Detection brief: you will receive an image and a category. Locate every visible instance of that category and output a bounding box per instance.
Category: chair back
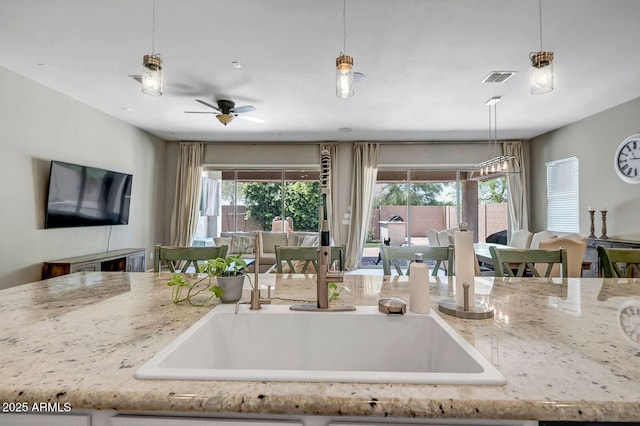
[597,246,640,278]
[538,237,586,277]
[274,245,345,273]
[509,230,533,249]
[530,231,556,249]
[153,244,228,273]
[380,245,453,276]
[489,246,568,278]
[437,230,453,247]
[426,229,440,247]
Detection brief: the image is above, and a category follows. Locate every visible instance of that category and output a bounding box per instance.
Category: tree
[374,183,448,207]
[242,182,321,231]
[479,177,507,203]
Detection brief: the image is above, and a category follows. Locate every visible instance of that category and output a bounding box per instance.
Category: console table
[584,237,640,277]
[42,248,146,279]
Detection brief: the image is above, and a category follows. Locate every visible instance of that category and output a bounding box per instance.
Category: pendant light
[336,0,354,99]
[475,97,515,176]
[530,0,554,95]
[142,0,163,96]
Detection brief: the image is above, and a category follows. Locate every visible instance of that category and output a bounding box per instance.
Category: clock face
[618,300,640,347]
[615,134,640,184]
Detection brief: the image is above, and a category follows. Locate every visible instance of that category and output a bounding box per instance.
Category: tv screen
[45,161,132,229]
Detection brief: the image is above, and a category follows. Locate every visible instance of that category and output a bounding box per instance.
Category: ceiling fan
[185,99,264,126]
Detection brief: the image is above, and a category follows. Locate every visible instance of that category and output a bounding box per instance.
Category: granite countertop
[1,271,640,421]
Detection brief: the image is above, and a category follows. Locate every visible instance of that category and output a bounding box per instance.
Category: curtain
[320,143,340,245]
[345,143,379,270]
[504,141,529,235]
[170,142,205,246]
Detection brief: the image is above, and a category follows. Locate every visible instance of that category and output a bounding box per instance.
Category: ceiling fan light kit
[185,99,262,127]
[216,114,234,126]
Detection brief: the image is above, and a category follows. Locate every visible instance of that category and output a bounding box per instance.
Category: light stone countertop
[1,272,640,421]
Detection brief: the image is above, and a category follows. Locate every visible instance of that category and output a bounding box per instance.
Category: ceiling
[2,0,640,143]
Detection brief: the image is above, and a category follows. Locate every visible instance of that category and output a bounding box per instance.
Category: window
[197,168,321,239]
[546,156,579,233]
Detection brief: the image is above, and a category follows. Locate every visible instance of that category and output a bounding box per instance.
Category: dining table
[473,242,591,274]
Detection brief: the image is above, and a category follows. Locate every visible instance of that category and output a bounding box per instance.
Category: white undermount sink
[135,304,506,385]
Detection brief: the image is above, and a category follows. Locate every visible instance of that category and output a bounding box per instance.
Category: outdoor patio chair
[153,244,228,273]
[380,245,453,276]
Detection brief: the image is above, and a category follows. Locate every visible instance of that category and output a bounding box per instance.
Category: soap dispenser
[409,253,430,314]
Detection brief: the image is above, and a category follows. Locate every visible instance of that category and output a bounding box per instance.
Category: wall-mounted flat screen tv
[45,161,133,229]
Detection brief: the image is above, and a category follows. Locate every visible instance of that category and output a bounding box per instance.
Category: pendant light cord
[342,0,347,54]
[538,0,543,51]
[151,0,156,54]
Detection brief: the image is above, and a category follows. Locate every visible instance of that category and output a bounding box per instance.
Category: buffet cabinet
[584,237,640,277]
[42,248,146,279]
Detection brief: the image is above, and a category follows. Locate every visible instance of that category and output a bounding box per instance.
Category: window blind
[546,156,579,233]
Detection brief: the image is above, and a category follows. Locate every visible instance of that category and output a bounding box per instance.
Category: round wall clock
[618,300,640,347]
[615,134,640,184]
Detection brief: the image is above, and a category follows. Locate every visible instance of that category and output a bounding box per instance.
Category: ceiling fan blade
[235,114,265,123]
[195,99,221,112]
[232,105,256,114]
[184,111,216,114]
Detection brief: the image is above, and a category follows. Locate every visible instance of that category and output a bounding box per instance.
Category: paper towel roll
[454,229,475,307]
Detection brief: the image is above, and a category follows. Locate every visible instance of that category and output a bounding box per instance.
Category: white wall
[529,96,640,239]
[0,66,165,288]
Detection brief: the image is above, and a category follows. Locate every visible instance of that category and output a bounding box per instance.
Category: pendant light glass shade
[336,54,354,99]
[530,51,553,95]
[142,54,163,96]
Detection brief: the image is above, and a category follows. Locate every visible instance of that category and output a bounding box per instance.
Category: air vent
[481,71,516,83]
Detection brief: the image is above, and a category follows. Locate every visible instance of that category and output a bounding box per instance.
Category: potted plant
[167,254,250,305]
[200,254,249,303]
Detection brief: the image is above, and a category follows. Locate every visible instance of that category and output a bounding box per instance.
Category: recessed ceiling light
[338,127,352,132]
[232,61,241,69]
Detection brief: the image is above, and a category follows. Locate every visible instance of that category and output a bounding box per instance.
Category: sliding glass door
[364,168,508,264]
[197,168,320,240]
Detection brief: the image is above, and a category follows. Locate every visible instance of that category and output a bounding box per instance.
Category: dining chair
[153,244,228,273]
[380,245,453,276]
[597,246,640,278]
[437,230,454,247]
[538,237,587,277]
[509,230,533,249]
[274,245,345,273]
[489,246,568,278]
[426,228,440,247]
[530,230,556,249]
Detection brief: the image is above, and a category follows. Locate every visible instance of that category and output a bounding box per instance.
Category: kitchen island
[1,272,639,423]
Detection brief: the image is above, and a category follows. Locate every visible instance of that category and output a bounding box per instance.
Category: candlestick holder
[588,209,596,238]
[600,210,608,239]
